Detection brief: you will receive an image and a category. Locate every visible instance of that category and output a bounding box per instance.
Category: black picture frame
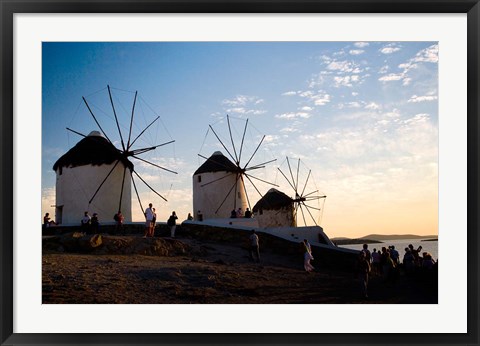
[1,1,478,345]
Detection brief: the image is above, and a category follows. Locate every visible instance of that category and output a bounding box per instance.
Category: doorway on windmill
[55,205,63,225]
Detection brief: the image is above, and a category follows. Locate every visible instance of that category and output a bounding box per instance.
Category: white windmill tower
[53,131,133,224]
[193,115,278,221]
[53,86,176,225]
[192,151,248,220]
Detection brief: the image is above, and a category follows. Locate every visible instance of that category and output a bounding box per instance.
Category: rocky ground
[42,234,438,304]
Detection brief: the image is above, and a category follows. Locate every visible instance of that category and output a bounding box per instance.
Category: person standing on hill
[248,230,260,262]
[302,239,315,272]
[91,213,99,234]
[144,203,154,238]
[81,211,91,233]
[152,208,157,237]
[236,208,243,218]
[114,211,124,235]
[357,250,371,299]
[168,211,178,238]
[362,244,372,263]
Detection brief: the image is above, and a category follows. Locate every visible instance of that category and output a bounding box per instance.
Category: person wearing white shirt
[144,203,154,238]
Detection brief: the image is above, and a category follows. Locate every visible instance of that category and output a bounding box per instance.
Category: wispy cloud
[354,42,370,48]
[408,94,438,103]
[349,49,364,55]
[380,43,401,54]
[378,44,438,86]
[222,95,267,116]
[275,112,312,119]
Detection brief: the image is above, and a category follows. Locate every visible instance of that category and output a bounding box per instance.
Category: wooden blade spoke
[245,173,279,187]
[302,203,322,211]
[238,118,249,164]
[296,158,300,192]
[200,172,235,187]
[130,140,175,156]
[82,96,113,144]
[131,172,144,215]
[209,124,237,164]
[304,195,327,201]
[227,115,239,164]
[303,190,320,198]
[244,174,264,199]
[286,157,297,194]
[298,203,307,227]
[126,91,138,150]
[245,158,277,171]
[88,159,121,204]
[233,173,239,210]
[118,165,127,212]
[294,203,300,227]
[240,175,252,212]
[214,175,240,214]
[302,201,318,226]
[131,155,178,175]
[243,134,265,169]
[132,170,168,202]
[66,127,87,138]
[107,85,126,151]
[300,170,312,197]
[277,167,296,192]
[129,116,160,148]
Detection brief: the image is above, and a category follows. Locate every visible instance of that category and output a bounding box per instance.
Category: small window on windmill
[238,192,241,198]
[198,175,202,183]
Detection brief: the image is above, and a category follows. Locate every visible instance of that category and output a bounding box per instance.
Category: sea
[338,238,438,261]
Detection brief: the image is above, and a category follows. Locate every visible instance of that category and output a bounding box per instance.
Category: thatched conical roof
[194,151,238,175]
[253,188,294,212]
[53,131,133,172]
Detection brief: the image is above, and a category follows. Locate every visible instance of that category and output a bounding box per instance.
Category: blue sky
[42,41,438,238]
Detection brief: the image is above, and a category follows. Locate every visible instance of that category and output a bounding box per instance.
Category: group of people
[230,207,253,218]
[357,243,438,299]
[80,211,101,234]
[143,203,178,238]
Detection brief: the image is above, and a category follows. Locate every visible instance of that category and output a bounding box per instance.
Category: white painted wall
[255,207,294,228]
[193,171,247,220]
[55,163,132,225]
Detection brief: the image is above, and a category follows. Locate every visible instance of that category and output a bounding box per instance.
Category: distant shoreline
[333,238,382,245]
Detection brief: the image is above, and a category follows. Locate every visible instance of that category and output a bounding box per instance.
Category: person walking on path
[302,239,315,272]
[167,211,178,238]
[144,203,154,238]
[357,250,371,299]
[248,230,260,262]
[114,211,124,235]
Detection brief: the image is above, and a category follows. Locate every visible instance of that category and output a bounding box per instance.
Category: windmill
[276,157,326,227]
[53,85,176,224]
[192,115,278,220]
